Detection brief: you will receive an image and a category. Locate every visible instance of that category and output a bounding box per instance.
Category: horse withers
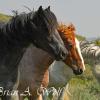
[0,6,67,100]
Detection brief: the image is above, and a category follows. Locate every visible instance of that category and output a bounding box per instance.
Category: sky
[0,0,100,38]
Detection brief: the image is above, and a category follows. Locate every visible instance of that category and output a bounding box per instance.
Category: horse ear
[38,6,43,13]
[48,6,50,10]
[45,6,50,12]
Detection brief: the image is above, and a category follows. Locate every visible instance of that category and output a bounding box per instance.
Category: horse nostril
[79,69,83,74]
[73,68,83,75]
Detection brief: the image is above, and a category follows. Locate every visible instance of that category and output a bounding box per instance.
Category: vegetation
[94,39,100,46]
[76,34,86,41]
[68,64,100,100]
[0,13,11,22]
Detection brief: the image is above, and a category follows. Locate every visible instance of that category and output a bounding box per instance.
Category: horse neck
[0,21,29,78]
[19,45,54,89]
[0,46,26,81]
[32,46,54,71]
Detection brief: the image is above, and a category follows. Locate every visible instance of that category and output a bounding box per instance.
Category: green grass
[94,39,100,46]
[24,98,28,100]
[76,34,86,41]
[68,64,100,100]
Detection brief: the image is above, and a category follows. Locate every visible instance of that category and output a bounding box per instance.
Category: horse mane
[0,6,58,36]
[0,8,37,47]
[0,6,58,46]
[58,23,76,45]
[0,12,33,34]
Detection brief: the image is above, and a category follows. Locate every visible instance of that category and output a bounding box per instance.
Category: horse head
[58,23,85,75]
[25,6,68,61]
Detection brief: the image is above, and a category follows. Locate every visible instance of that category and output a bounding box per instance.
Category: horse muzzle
[73,68,83,75]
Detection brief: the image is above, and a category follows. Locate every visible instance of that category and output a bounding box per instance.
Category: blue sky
[0,0,100,38]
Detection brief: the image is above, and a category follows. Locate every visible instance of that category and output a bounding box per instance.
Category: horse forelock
[58,24,76,46]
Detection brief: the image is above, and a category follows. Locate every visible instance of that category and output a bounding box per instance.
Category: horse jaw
[75,38,86,71]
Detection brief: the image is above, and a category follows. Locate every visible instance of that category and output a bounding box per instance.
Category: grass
[68,64,100,100]
[94,39,100,46]
[0,13,11,22]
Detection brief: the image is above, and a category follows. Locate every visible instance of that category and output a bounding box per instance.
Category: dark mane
[0,11,36,46]
[0,11,34,34]
[0,7,58,46]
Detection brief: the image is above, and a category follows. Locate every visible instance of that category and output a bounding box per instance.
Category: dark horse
[0,6,67,100]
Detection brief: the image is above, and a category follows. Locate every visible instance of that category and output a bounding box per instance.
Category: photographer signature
[0,87,31,96]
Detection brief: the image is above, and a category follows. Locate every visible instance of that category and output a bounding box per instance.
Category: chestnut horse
[48,40,100,100]
[17,24,85,100]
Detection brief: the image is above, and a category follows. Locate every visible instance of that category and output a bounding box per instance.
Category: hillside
[76,34,86,41]
[0,13,11,22]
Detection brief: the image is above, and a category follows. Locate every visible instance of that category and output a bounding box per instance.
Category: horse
[18,23,85,100]
[0,6,67,100]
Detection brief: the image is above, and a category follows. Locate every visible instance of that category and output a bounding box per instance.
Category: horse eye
[68,43,73,49]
